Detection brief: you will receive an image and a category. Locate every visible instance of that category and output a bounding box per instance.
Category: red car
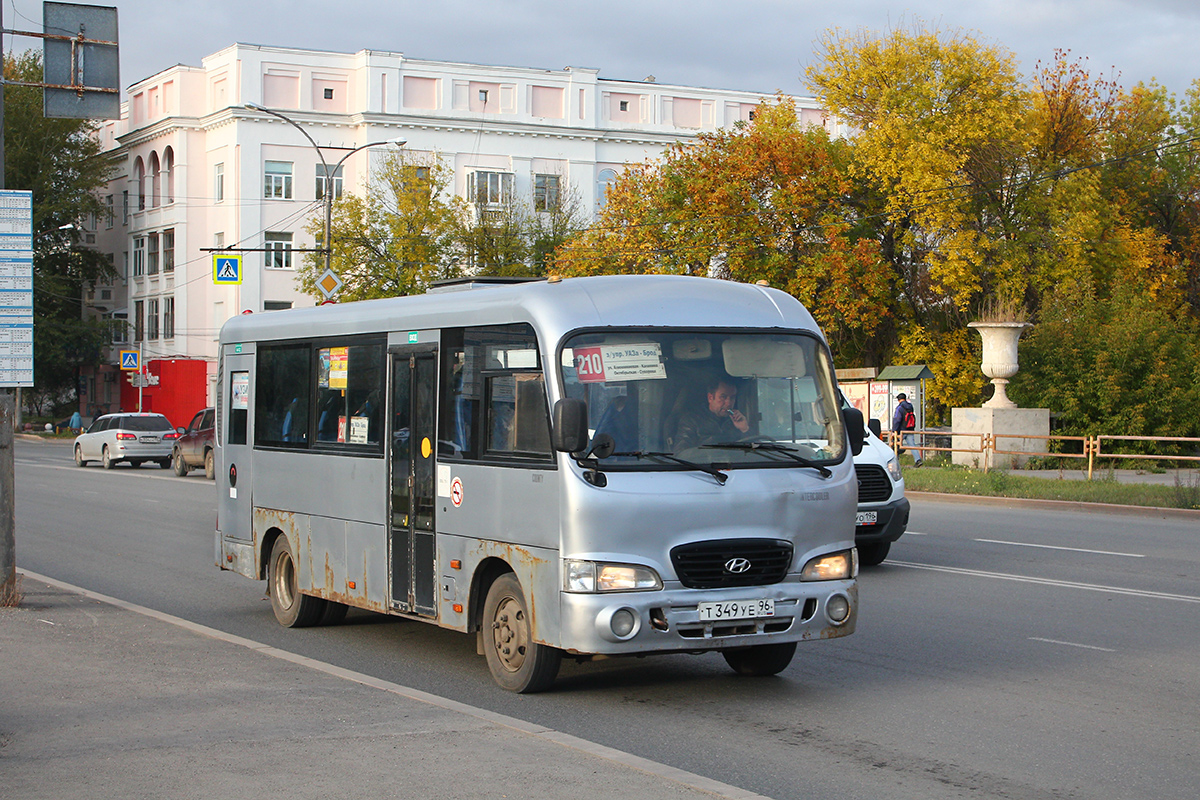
[172,407,215,479]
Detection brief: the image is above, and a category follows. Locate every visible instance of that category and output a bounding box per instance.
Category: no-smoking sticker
[450,476,464,507]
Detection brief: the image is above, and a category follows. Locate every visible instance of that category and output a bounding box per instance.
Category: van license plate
[855,511,877,526]
[697,599,774,621]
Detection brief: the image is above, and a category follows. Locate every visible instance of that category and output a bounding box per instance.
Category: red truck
[171,407,215,479]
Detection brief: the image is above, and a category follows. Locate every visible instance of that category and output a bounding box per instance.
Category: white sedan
[73,413,180,469]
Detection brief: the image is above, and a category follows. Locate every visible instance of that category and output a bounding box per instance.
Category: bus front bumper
[557,579,857,656]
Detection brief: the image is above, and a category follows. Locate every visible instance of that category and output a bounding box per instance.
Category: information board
[0,191,34,388]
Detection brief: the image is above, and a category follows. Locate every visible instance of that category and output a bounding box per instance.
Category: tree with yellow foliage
[555,98,890,363]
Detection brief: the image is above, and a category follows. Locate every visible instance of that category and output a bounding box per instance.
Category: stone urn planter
[967,321,1032,409]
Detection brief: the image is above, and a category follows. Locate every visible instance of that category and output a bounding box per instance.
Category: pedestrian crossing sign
[213,254,243,284]
[119,350,140,371]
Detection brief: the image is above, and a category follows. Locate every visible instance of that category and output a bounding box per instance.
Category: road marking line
[17,569,773,800]
[904,531,928,535]
[890,560,1200,604]
[974,538,1145,558]
[1029,637,1116,652]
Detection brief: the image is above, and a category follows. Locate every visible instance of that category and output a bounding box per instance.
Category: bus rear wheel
[722,642,797,676]
[482,573,561,693]
[268,535,326,627]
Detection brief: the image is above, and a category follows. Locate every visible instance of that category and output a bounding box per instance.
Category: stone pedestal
[952,407,1050,469]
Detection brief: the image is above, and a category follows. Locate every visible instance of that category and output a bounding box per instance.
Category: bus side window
[255,345,311,448]
[441,323,551,462]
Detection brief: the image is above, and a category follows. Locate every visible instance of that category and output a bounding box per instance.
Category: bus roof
[219,274,822,348]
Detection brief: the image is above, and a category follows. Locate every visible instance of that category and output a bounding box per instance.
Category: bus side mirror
[552,399,589,453]
[843,406,865,456]
[867,418,882,439]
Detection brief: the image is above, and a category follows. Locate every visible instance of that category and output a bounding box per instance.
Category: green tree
[4,51,115,411]
[299,150,463,301]
[1013,289,1200,440]
[555,99,888,364]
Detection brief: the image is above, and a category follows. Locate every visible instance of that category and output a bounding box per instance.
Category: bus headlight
[565,560,663,592]
[800,550,857,581]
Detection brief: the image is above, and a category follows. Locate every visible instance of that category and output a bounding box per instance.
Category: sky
[3,0,1197,104]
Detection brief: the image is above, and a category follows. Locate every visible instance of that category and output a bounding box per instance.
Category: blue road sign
[119,350,139,371]
[213,254,242,284]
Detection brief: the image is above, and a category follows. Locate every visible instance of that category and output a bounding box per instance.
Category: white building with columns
[85,43,825,418]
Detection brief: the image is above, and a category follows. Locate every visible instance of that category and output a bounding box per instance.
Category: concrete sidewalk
[0,573,764,800]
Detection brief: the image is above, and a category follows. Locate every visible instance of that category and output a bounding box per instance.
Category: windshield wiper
[701,441,832,478]
[610,450,729,486]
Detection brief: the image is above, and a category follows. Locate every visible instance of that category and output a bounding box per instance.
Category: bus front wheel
[722,642,797,676]
[268,535,326,627]
[482,573,561,693]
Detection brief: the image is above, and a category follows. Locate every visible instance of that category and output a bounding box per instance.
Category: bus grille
[855,464,892,503]
[670,538,793,589]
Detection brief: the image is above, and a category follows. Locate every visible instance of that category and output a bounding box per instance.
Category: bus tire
[858,542,890,567]
[320,601,349,626]
[722,642,797,676]
[482,573,561,693]
[268,535,326,628]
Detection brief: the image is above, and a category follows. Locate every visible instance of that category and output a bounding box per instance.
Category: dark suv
[172,407,215,479]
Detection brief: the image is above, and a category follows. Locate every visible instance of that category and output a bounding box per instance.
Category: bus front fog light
[611,608,636,637]
[595,605,641,642]
[826,594,851,625]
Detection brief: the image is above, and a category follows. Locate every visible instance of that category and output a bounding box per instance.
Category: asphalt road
[11,439,1200,800]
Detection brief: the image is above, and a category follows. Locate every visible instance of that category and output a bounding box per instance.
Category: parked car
[843,395,909,566]
[172,407,216,479]
[73,413,180,470]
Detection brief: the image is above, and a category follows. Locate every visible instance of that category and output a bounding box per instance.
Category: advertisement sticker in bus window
[573,343,666,383]
[349,416,369,444]
[231,372,249,409]
[332,348,350,388]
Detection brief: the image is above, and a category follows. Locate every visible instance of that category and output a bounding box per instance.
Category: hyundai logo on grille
[724,557,752,574]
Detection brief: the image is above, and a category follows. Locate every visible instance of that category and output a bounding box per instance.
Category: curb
[907,490,1200,520]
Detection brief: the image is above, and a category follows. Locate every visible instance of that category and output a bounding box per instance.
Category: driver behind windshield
[673,376,750,451]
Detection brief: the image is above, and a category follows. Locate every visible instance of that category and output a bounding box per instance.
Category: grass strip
[902,466,1200,510]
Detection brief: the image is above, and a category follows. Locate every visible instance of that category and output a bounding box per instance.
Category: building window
[596,169,618,211]
[214,232,224,249]
[133,236,146,277]
[162,229,175,273]
[265,232,293,269]
[122,190,129,224]
[109,311,126,345]
[264,301,293,311]
[214,163,224,203]
[316,164,344,201]
[105,195,114,229]
[323,87,334,100]
[468,171,513,205]
[163,297,174,339]
[147,232,159,276]
[134,300,145,341]
[147,298,159,340]
[619,100,628,112]
[533,174,560,212]
[264,161,293,199]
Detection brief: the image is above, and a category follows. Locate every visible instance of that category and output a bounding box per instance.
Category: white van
[844,397,909,565]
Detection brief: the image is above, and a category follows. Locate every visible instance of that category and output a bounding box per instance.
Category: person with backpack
[892,393,920,465]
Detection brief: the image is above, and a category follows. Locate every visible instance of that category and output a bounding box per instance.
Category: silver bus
[215,275,865,692]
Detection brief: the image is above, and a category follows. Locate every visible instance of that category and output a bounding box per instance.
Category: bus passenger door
[389,348,438,617]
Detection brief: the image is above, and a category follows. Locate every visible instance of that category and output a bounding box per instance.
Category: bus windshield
[561,330,846,468]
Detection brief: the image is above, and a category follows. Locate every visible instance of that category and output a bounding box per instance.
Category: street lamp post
[244,103,405,273]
